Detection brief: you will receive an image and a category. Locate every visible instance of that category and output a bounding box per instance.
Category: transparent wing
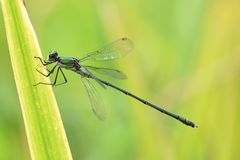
[83,65,127,80]
[81,66,107,89]
[79,37,133,62]
[81,78,106,120]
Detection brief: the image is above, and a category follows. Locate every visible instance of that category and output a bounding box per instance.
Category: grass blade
[1,0,73,159]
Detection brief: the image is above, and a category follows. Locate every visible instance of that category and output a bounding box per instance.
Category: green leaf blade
[1,0,73,159]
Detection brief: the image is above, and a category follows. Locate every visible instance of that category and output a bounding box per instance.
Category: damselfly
[34,37,197,128]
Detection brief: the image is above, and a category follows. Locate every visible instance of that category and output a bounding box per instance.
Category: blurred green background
[0,0,240,159]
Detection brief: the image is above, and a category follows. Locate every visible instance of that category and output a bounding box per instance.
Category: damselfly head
[48,51,59,62]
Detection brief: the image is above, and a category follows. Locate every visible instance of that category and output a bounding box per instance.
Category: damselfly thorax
[57,57,93,78]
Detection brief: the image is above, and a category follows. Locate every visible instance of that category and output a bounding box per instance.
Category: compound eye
[49,51,58,59]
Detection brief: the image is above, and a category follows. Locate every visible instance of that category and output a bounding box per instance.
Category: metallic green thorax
[58,57,91,78]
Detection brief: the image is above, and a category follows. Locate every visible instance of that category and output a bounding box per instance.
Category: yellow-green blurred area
[0,0,240,159]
